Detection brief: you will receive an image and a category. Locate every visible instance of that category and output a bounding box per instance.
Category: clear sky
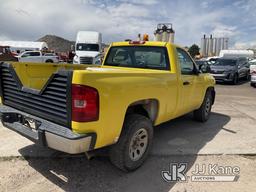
[0,0,255,49]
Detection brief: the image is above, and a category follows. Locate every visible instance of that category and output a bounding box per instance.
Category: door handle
[183,81,190,85]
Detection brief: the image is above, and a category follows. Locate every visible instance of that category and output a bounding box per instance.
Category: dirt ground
[0,81,256,192]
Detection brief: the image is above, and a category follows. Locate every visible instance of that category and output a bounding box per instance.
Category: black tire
[245,72,250,81]
[193,90,213,122]
[251,82,256,88]
[232,73,238,85]
[45,59,53,63]
[109,114,153,172]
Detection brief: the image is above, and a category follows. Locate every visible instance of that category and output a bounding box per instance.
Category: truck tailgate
[0,62,91,128]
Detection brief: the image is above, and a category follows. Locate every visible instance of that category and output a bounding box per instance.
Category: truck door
[176,48,204,114]
[19,52,32,62]
[31,51,42,62]
[20,51,40,62]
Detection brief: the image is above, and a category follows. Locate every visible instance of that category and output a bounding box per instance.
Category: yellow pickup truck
[0,41,215,171]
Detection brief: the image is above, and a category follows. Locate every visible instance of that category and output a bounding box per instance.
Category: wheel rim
[129,128,148,161]
[205,97,211,116]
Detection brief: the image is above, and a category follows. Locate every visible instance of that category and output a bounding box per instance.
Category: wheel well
[45,59,53,63]
[126,99,158,123]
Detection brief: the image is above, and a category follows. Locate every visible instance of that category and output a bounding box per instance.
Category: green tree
[188,44,200,58]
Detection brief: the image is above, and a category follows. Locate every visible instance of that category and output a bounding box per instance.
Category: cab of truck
[73,31,102,65]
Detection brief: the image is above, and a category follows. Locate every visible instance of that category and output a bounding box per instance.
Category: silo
[212,38,217,56]
[208,34,213,56]
[221,38,224,50]
[161,24,169,42]
[224,38,229,50]
[216,38,221,55]
[154,29,163,41]
[168,27,175,43]
[200,34,207,57]
[206,37,209,57]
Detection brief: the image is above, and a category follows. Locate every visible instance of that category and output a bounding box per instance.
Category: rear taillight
[72,84,99,122]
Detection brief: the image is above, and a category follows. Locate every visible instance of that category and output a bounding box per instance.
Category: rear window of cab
[104,46,170,70]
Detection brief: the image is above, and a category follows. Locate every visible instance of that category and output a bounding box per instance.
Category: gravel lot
[0,81,256,192]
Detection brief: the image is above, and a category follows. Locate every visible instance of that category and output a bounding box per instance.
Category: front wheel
[193,90,213,122]
[232,73,238,85]
[245,72,250,81]
[109,114,153,172]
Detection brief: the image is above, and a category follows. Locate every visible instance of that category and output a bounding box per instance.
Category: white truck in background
[17,51,59,63]
[73,31,102,65]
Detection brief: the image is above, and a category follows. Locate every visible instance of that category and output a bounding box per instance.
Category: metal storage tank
[154,23,175,43]
[208,35,213,56]
[200,34,207,57]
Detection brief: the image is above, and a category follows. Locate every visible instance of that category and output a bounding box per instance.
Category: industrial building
[200,35,229,57]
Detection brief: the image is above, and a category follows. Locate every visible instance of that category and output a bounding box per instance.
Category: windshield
[213,59,237,66]
[104,46,169,70]
[76,43,99,51]
[195,61,207,65]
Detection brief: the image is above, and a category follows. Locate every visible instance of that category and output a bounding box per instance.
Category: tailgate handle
[183,81,190,85]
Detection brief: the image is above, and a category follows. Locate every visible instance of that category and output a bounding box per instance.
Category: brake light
[72,84,99,122]
[129,41,145,45]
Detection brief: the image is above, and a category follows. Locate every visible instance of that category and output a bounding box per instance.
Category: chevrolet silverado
[0,41,215,171]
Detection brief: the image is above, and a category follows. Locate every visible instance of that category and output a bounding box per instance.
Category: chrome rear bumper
[0,105,96,154]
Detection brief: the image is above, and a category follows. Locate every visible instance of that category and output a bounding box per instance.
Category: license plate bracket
[1,112,41,130]
[22,117,40,130]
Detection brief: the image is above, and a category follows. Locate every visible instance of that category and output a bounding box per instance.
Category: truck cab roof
[111,41,168,47]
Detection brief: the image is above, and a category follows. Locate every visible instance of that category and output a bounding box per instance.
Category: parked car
[249,60,256,87]
[0,41,215,171]
[17,51,59,63]
[195,60,210,73]
[209,57,250,84]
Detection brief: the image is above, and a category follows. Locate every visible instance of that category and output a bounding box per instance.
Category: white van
[219,50,254,59]
[73,31,102,64]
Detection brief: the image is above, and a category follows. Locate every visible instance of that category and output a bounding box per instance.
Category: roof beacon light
[129,41,145,45]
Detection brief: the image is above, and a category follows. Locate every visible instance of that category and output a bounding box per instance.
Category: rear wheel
[193,90,213,122]
[45,59,53,63]
[109,114,153,172]
[251,82,256,88]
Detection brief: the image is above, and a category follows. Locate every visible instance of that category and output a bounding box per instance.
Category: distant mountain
[37,35,75,52]
[37,34,109,53]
